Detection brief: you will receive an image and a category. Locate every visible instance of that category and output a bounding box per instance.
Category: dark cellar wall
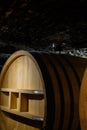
[0,0,87,70]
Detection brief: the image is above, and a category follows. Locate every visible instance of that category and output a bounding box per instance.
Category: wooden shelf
[0,106,44,121]
[0,88,44,95]
[0,88,44,123]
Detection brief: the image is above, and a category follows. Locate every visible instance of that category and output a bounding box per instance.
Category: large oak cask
[0,50,87,130]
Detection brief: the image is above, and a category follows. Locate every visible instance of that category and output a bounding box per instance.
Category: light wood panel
[0,50,45,130]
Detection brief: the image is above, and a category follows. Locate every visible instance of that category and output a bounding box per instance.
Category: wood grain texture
[0,50,45,130]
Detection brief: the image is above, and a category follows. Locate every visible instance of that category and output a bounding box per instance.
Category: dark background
[0,0,87,70]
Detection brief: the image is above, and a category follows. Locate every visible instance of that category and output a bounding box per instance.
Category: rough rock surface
[0,1,87,70]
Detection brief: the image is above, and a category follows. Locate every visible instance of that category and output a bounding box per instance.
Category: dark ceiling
[0,0,87,52]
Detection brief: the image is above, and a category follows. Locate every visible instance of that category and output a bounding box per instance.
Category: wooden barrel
[0,50,87,130]
[79,68,87,130]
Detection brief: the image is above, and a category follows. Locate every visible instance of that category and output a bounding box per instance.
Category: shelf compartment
[20,92,44,116]
[29,99,44,117]
[0,91,10,108]
[10,92,19,111]
[20,93,28,112]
